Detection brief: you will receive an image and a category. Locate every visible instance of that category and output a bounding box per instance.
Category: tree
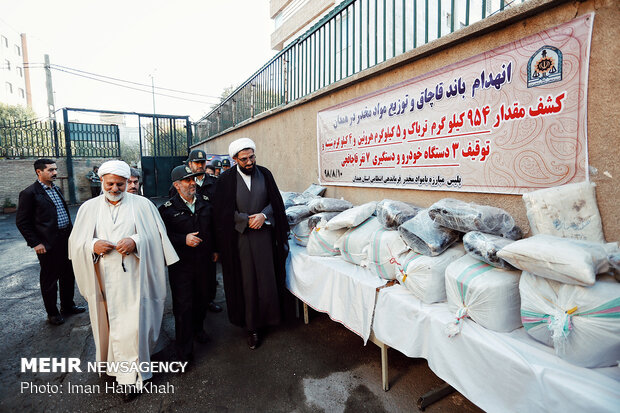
[0,102,37,124]
[210,84,237,110]
[120,140,140,166]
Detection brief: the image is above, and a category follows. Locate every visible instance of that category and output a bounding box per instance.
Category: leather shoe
[47,314,65,325]
[194,330,210,344]
[61,305,86,315]
[247,332,260,350]
[208,302,223,313]
[122,384,140,403]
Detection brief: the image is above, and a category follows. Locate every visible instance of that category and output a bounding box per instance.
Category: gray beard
[104,190,125,202]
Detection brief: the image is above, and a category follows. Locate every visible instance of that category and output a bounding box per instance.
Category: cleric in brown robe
[213,138,291,349]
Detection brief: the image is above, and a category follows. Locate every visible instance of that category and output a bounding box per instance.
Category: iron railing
[194,0,529,144]
[0,118,121,158]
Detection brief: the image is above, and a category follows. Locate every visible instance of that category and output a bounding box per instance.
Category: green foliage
[120,140,140,166]
[3,197,16,208]
[0,103,37,124]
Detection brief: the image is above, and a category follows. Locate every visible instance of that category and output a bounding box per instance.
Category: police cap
[221,158,231,167]
[188,149,207,162]
[171,165,203,182]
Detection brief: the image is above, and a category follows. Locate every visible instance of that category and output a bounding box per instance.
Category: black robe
[214,164,291,328]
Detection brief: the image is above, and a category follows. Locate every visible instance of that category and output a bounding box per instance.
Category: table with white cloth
[372,283,620,413]
[286,243,391,390]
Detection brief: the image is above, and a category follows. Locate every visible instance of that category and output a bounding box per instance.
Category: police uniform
[159,166,216,362]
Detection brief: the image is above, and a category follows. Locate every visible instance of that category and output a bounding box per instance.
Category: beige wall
[1,157,108,207]
[197,0,620,242]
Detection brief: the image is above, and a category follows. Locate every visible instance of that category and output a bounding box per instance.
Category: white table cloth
[286,243,385,343]
[373,284,620,413]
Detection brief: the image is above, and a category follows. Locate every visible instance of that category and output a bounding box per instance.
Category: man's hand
[94,240,116,256]
[212,252,219,262]
[186,232,203,247]
[116,238,136,255]
[248,213,265,230]
[33,243,47,254]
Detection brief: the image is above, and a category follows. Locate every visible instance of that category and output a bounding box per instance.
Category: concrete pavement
[0,205,482,412]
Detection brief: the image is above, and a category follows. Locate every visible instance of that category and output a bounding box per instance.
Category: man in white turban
[214,138,293,349]
[69,160,179,399]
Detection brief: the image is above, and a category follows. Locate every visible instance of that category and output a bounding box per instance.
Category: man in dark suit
[16,158,86,325]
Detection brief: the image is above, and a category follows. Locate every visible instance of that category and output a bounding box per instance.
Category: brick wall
[0,157,109,209]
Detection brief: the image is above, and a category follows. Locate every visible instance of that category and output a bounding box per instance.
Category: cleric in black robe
[214,138,291,349]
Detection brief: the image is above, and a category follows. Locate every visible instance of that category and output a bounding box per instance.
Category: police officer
[221,158,231,172]
[159,165,218,363]
[212,159,222,177]
[169,149,218,201]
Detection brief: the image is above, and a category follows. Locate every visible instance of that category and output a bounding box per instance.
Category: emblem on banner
[527,46,563,88]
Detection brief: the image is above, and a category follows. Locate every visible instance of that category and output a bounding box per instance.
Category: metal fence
[194,0,529,144]
[0,118,121,159]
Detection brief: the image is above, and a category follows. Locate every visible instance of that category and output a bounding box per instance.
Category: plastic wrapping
[286,205,313,226]
[375,199,423,229]
[396,244,465,304]
[303,183,327,197]
[325,201,377,230]
[463,231,515,269]
[398,210,459,256]
[335,217,383,266]
[520,271,620,368]
[307,197,353,214]
[523,182,605,242]
[308,212,340,230]
[428,198,521,239]
[445,254,522,337]
[364,228,410,280]
[282,192,318,209]
[291,217,312,247]
[306,224,348,257]
[497,234,619,286]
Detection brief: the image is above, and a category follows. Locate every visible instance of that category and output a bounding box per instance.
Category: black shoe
[47,314,65,325]
[122,384,140,403]
[194,330,210,344]
[247,332,260,350]
[208,302,223,313]
[61,305,86,315]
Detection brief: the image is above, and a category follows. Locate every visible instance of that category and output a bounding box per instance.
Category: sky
[0,0,277,121]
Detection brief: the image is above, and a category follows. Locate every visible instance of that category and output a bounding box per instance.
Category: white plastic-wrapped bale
[396,244,466,304]
[303,183,327,197]
[463,231,515,270]
[398,210,460,256]
[306,224,348,257]
[335,217,383,266]
[281,191,318,209]
[364,228,410,280]
[375,199,423,229]
[497,234,619,286]
[292,217,312,247]
[520,271,620,368]
[428,198,522,239]
[325,201,377,230]
[286,205,313,226]
[523,182,605,242]
[445,254,522,336]
[307,197,353,214]
[308,212,340,230]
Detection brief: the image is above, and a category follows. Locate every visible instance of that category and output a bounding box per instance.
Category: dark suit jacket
[16,181,72,251]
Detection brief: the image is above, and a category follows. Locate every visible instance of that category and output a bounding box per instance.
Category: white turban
[229,138,256,159]
[97,160,131,179]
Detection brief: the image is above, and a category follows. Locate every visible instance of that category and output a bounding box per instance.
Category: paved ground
[0,204,482,413]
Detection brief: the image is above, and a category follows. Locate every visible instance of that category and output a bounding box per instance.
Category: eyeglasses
[237,154,256,164]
